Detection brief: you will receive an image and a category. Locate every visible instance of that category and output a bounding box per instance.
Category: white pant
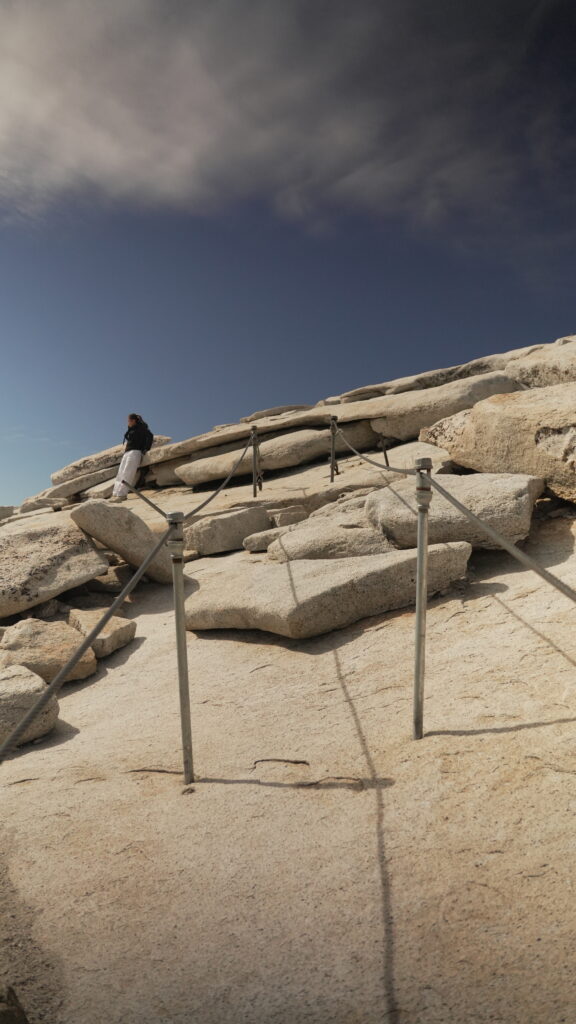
[112,450,142,497]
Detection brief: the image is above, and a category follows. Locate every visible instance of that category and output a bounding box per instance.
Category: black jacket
[124,422,150,452]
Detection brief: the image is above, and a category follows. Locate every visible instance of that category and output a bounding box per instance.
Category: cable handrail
[0,524,176,763]
[334,426,417,476]
[0,434,256,771]
[3,419,576,768]
[429,475,576,605]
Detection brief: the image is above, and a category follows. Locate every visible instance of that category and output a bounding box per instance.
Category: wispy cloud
[0,0,573,229]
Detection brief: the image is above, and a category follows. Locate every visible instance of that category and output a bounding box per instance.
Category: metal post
[166,512,194,784]
[379,440,390,467]
[329,416,339,482]
[251,426,262,498]
[413,457,432,740]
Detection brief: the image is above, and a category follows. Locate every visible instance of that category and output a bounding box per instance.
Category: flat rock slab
[67,608,137,658]
[267,512,395,562]
[240,403,313,421]
[51,436,172,486]
[70,501,173,584]
[0,619,97,683]
[20,466,118,513]
[175,421,377,487]
[421,382,576,502]
[365,473,545,548]
[0,664,59,747]
[332,343,543,402]
[185,507,272,555]
[369,371,522,442]
[0,515,109,619]
[185,543,471,638]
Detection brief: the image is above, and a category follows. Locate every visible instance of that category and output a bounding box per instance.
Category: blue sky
[1,0,575,505]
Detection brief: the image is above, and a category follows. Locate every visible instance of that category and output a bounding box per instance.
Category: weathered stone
[240,404,313,422]
[0,506,14,521]
[332,343,544,402]
[184,507,272,555]
[0,665,60,747]
[378,439,454,473]
[0,514,109,619]
[58,593,128,617]
[242,527,291,552]
[51,435,172,486]
[421,382,576,502]
[175,421,378,487]
[0,984,32,1022]
[0,619,97,683]
[67,608,136,658]
[268,505,309,527]
[365,473,544,549]
[81,478,116,500]
[369,371,522,442]
[267,512,394,562]
[185,543,471,639]
[20,466,118,513]
[87,564,134,594]
[142,374,515,471]
[70,501,173,583]
[23,599,60,620]
[144,457,192,487]
[505,338,576,388]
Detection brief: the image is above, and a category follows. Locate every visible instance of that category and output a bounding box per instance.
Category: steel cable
[334,428,417,476]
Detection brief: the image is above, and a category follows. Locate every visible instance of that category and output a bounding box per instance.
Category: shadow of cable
[197,775,394,791]
[332,648,400,1023]
[428,715,576,737]
[491,594,576,669]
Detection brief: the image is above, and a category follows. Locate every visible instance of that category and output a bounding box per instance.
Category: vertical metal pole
[413,457,432,740]
[166,511,194,783]
[379,440,390,467]
[329,416,339,482]
[251,426,262,498]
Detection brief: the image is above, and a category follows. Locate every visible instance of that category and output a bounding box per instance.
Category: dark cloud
[0,0,574,229]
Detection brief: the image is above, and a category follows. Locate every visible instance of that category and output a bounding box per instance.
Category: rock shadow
[6,717,80,757]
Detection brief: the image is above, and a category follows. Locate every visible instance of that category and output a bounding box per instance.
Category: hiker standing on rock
[110,414,154,502]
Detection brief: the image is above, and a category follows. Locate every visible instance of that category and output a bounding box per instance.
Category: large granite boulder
[67,608,136,658]
[184,543,471,639]
[0,665,59,747]
[0,619,97,683]
[51,435,172,486]
[0,514,109,619]
[0,506,14,522]
[175,421,378,487]
[369,371,523,442]
[70,501,173,583]
[505,337,576,388]
[184,507,272,555]
[421,382,576,501]
[365,473,544,549]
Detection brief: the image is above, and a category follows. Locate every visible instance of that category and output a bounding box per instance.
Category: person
[110,414,153,502]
